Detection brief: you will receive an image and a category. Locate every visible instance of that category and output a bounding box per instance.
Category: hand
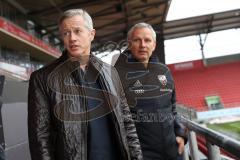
[176,136,185,154]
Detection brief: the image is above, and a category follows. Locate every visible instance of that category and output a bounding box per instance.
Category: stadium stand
[169,59,240,111]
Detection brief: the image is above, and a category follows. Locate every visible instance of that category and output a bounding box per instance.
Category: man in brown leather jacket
[28,9,142,160]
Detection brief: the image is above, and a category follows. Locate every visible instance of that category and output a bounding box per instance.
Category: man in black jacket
[114,22,187,160]
[28,9,142,160]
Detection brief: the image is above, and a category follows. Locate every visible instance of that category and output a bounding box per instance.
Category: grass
[207,121,240,141]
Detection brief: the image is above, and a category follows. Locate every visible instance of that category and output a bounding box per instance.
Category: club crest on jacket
[158,75,167,86]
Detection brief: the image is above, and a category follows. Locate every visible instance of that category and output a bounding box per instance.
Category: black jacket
[28,51,143,160]
[114,50,187,160]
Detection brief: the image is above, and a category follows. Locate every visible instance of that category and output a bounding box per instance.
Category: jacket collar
[59,50,104,83]
[59,50,103,68]
[118,50,159,69]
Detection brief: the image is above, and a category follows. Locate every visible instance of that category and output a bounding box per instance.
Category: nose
[69,31,77,41]
[140,40,147,47]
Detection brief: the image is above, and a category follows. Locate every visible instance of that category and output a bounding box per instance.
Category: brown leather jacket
[28,52,143,160]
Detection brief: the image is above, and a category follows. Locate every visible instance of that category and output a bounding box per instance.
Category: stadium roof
[5,0,171,48]
[163,9,240,40]
[2,0,240,61]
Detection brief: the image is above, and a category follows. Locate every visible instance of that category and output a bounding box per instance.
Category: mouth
[139,51,147,54]
[70,45,79,50]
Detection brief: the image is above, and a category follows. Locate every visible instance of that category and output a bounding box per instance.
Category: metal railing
[180,117,240,160]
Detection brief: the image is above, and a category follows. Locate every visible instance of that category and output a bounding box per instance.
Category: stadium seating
[169,60,240,111]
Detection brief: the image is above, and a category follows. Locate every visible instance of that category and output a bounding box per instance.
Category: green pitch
[207,121,240,141]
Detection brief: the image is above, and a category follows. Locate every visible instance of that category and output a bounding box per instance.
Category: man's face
[129,27,156,63]
[60,15,95,58]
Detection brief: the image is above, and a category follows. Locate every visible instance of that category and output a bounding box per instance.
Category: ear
[152,41,156,52]
[127,40,132,49]
[90,29,96,41]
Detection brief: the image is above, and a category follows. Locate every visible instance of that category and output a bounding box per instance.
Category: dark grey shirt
[80,69,119,160]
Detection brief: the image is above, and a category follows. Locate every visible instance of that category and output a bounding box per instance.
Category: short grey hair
[58,9,93,30]
[127,22,156,41]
